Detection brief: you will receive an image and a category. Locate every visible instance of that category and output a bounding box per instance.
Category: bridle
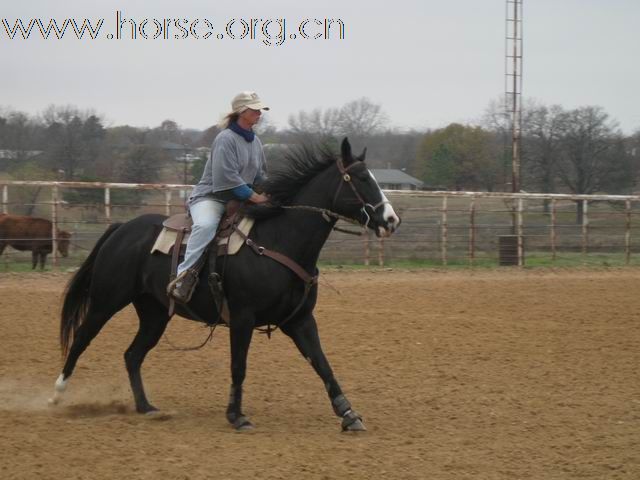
[331,157,390,229]
[279,158,390,234]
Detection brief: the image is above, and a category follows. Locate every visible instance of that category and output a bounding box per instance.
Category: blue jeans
[177,198,226,275]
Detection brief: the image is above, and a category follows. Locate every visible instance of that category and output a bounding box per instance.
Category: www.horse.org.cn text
[2,11,346,47]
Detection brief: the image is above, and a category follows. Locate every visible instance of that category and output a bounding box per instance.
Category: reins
[280,205,364,236]
[162,324,217,351]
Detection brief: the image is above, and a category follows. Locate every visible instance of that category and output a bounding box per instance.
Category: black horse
[49,138,400,431]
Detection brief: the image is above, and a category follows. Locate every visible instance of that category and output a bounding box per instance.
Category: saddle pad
[150,217,255,256]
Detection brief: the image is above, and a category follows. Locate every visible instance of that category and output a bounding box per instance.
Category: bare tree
[627,129,640,185]
[41,105,105,180]
[197,125,221,148]
[481,97,552,192]
[288,107,343,141]
[361,129,424,170]
[1,111,40,169]
[254,114,278,139]
[118,145,164,184]
[555,106,632,222]
[336,97,388,138]
[522,104,565,212]
[288,97,388,145]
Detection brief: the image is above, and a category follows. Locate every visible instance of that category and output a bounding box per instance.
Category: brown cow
[0,214,71,269]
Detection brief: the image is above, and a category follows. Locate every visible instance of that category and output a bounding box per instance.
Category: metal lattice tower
[505,0,523,193]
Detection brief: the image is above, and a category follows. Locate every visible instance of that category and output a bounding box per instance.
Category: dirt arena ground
[1,269,639,479]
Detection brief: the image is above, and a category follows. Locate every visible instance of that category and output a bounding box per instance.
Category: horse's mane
[246,145,336,219]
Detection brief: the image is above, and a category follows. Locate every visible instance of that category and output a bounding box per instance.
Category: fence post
[104,187,111,224]
[441,196,448,266]
[517,198,524,266]
[2,184,7,214]
[363,231,370,266]
[165,190,173,217]
[625,200,631,265]
[469,198,476,266]
[582,200,589,264]
[550,198,557,262]
[378,237,385,266]
[51,184,59,268]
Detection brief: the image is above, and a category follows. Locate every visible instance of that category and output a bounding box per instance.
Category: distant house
[159,141,192,160]
[370,169,424,191]
[0,150,43,160]
[194,146,211,159]
[159,142,211,165]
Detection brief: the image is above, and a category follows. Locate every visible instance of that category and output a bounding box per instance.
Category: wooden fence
[2,180,640,268]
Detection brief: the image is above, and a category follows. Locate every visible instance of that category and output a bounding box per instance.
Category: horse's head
[57,230,71,257]
[332,138,401,237]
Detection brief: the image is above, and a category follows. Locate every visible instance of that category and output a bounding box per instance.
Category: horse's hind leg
[126,295,170,414]
[49,309,113,405]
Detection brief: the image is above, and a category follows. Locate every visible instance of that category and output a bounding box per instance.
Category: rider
[167,91,271,303]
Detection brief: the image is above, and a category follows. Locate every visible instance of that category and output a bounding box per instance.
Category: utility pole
[502,0,525,265]
[505,0,523,193]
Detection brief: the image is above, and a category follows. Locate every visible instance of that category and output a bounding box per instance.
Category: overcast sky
[2,0,639,134]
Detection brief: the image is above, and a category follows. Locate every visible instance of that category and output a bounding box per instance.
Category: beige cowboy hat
[219,91,270,128]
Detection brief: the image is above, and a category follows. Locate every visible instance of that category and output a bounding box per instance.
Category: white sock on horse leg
[48,373,68,405]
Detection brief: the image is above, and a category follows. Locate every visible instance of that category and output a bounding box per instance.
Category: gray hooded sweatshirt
[188,128,267,206]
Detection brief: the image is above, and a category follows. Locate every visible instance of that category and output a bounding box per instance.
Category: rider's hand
[249,192,270,204]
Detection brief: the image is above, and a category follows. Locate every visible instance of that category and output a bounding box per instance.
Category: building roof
[160,141,190,151]
[0,149,43,160]
[370,169,424,187]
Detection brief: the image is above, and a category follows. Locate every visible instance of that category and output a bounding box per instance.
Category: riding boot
[167,268,199,303]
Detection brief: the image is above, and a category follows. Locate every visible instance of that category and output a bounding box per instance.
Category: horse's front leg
[226,319,255,431]
[282,314,366,432]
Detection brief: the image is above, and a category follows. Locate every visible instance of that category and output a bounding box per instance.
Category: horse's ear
[357,147,367,162]
[341,137,352,161]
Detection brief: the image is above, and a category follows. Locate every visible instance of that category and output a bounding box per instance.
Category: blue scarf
[228,121,255,142]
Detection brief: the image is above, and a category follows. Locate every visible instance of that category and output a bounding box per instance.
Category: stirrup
[167,269,199,304]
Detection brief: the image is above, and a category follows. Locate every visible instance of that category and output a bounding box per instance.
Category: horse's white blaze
[48,373,68,405]
[381,201,400,229]
[369,171,400,232]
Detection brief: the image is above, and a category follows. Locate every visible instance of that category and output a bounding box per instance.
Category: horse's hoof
[341,411,366,432]
[47,397,60,406]
[144,409,173,421]
[343,418,366,432]
[136,403,158,414]
[233,415,254,431]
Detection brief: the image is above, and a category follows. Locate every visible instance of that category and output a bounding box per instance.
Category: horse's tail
[60,223,122,355]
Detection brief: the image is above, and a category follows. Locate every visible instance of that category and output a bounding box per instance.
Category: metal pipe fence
[2,180,640,270]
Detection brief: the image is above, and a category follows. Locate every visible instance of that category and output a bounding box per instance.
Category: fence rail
[2,180,640,269]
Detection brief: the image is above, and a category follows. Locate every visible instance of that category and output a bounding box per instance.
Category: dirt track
[1,269,639,479]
